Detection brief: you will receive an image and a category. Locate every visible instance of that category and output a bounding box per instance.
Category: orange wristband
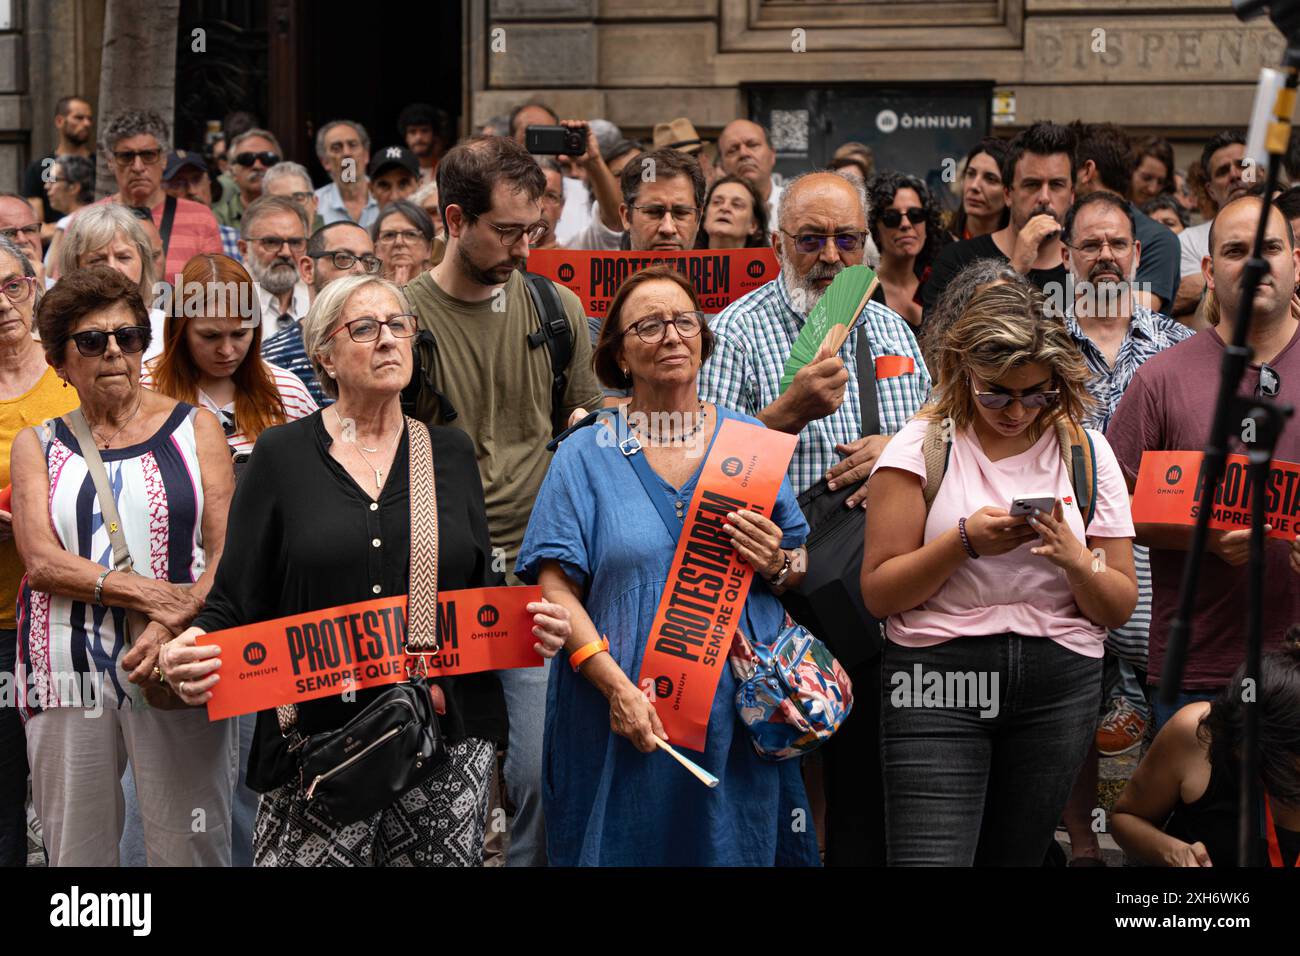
[569,636,610,672]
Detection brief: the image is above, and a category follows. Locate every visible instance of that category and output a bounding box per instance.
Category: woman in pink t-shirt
[862,281,1138,866]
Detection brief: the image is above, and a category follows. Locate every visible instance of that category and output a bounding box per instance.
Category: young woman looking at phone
[860,279,1138,866]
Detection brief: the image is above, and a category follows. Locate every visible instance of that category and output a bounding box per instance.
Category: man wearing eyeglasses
[96,109,223,281]
[923,121,1076,321]
[259,222,377,406]
[700,168,929,866]
[238,195,312,341]
[261,161,324,233]
[1057,191,1193,865]
[0,194,48,289]
[405,135,602,867]
[1071,122,1180,316]
[1108,195,1300,734]
[211,128,282,231]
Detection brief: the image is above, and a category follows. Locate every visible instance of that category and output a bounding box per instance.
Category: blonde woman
[860,281,1138,866]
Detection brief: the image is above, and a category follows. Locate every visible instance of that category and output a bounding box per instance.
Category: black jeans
[820,652,887,865]
[0,629,27,867]
[881,634,1102,866]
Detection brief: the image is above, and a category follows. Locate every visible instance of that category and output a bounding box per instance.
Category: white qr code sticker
[770,110,810,153]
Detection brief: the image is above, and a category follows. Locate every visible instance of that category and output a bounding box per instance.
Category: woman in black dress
[159,274,571,866]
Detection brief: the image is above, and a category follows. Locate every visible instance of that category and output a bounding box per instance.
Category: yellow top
[0,366,79,630]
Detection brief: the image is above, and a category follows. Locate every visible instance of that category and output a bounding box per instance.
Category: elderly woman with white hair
[57,203,165,361]
[160,274,573,866]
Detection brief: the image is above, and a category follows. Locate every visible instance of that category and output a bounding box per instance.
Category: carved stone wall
[469,0,1276,146]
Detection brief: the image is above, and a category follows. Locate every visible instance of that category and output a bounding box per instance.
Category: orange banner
[202,586,542,721]
[875,355,915,379]
[1132,450,1300,540]
[528,248,778,319]
[636,419,798,752]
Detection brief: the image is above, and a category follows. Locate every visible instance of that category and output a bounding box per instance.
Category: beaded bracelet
[957,517,980,559]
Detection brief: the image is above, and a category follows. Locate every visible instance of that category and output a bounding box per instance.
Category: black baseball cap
[163,150,208,182]
[367,146,420,179]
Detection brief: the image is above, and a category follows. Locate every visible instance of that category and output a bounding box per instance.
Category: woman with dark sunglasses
[868,171,952,331]
[861,281,1138,866]
[10,266,237,865]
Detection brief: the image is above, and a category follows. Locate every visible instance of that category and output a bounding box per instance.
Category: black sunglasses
[973,387,1060,410]
[1258,363,1281,398]
[879,208,927,229]
[68,326,151,357]
[234,151,280,168]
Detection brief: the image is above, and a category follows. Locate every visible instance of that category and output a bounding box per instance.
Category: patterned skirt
[253,737,494,867]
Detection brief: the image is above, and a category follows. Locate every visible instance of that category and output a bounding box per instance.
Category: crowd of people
[0,92,1298,869]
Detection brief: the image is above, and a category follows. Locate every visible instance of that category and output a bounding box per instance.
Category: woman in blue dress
[517,266,820,866]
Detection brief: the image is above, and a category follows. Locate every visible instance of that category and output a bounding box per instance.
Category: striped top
[140,360,319,456]
[16,404,207,715]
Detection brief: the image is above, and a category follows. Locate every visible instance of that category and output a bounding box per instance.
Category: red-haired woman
[143,254,317,459]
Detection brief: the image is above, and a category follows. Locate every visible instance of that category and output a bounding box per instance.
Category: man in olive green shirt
[403,136,600,867]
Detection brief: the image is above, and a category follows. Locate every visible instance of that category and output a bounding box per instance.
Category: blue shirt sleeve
[515,435,594,588]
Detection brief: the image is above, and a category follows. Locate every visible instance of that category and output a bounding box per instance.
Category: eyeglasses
[1070,237,1133,256]
[482,220,549,246]
[879,208,926,229]
[376,229,426,245]
[233,151,280,168]
[631,204,699,224]
[311,250,382,273]
[67,326,151,357]
[0,223,40,242]
[623,311,705,344]
[1258,362,1281,398]
[0,275,36,304]
[248,235,308,254]
[327,139,363,154]
[283,191,314,205]
[780,230,868,254]
[326,314,418,343]
[972,386,1060,410]
[111,149,163,167]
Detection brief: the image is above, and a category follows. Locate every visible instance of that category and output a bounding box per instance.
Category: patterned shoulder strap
[405,416,440,655]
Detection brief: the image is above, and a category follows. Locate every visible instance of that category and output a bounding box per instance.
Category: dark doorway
[282,0,463,187]
[174,1,463,185]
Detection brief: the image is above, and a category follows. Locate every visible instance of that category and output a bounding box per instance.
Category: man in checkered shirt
[700,169,930,499]
[698,169,928,867]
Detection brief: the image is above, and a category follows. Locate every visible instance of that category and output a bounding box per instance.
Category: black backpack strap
[158,195,178,263]
[523,272,573,439]
[401,328,458,424]
[854,319,881,438]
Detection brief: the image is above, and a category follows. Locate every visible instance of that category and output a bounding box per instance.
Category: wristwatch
[767,550,793,588]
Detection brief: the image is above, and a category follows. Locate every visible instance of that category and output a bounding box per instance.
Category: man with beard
[398,103,451,186]
[699,170,928,866]
[23,96,94,226]
[238,195,312,341]
[404,136,601,867]
[1055,191,1193,865]
[1108,195,1300,730]
[923,121,1075,319]
[98,109,223,280]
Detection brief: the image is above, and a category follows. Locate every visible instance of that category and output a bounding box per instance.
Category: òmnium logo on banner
[558,263,575,282]
[1165,465,1183,485]
[746,259,766,279]
[721,456,743,477]
[243,641,267,666]
[477,604,500,628]
[654,676,673,698]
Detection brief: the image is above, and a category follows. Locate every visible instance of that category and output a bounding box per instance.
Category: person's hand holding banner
[723,509,786,578]
[1211,527,1268,567]
[611,680,669,753]
[528,599,572,657]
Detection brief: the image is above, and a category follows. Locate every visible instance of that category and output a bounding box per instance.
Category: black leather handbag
[280,417,448,825]
[779,330,885,671]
